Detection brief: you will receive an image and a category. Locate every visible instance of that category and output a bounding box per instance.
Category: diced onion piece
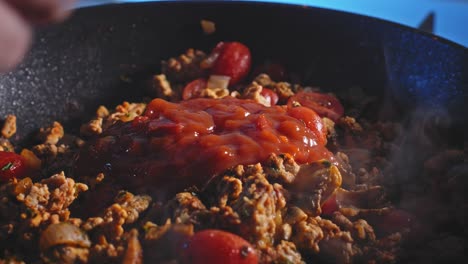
[20,148,41,170]
[207,75,231,90]
[200,19,216,35]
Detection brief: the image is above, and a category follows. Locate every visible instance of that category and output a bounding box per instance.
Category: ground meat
[88,235,125,263]
[253,74,295,102]
[291,218,324,253]
[32,143,58,161]
[80,118,103,136]
[14,173,88,227]
[150,74,174,100]
[261,240,305,264]
[0,100,415,264]
[0,138,14,152]
[0,45,440,263]
[96,106,110,118]
[332,212,376,242]
[83,192,150,241]
[38,122,64,145]
[82,102,147,135]
[1,115,16,139]
[40,173,88,215]
[315,217,354,263]
[0,173,88,263]
[323,117,337,142]
[273,82,295,102]
[284,206,308,225]
[339,116,363,134]
[161,48,207,83]
[208,175,243,207]
[164,192,206,224]
[103,102,146,129]
[80,105,114,136]
[242,82,271,106]
[200,85,230,99]
[114,192,152,225]
[263,153,300,184]
[318,236,354,263]
[232,164,287,249]
[253,74,275,87]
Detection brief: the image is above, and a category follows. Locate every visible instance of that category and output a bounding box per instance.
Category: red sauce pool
[76,97,334,193]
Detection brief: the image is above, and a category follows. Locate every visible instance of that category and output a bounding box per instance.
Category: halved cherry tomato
[180,229,258,264]
[321,193,339,216]
[288,91,344,122]
[208,42,251,85]
[182,78,207,100]
[253,62,286,81]
[0,151,27,181]
[287,106,327,145]
[260,88,279,106]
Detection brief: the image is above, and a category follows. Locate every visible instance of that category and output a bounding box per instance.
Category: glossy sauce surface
[77,97,333,192]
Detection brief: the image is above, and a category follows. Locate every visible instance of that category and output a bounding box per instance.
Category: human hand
[0,0,75,72]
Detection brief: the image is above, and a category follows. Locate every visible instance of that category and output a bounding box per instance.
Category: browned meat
[161,48,207,83]
[1,115,16,139]
[1,44,454,264]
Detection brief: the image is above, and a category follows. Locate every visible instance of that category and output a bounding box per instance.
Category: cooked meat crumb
[162,49,207,83]
[105,102,146,126]
[151,74,174,100]
[242,82,271,106]
[1,115,16,139]
[38,122,64,145]
[80,118,103,136]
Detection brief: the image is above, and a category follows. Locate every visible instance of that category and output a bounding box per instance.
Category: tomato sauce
[76,97,334,193]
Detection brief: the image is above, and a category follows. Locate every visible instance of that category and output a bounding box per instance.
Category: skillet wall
[0,1,466,142]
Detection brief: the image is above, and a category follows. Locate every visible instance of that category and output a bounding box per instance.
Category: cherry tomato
[288,91,344,122]
[182,78,207,100]
[287,106,327,145]
[180,229,258,264]
[209,42,251,85]
[321,193,339,216]
[260,88,279,106]
[0,151,27,181]
[253,62,286,81]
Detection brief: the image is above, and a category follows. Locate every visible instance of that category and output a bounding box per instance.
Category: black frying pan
[0,1,466,139]
[0,1,466,262]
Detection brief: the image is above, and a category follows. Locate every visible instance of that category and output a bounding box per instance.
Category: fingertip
[5,0,75,25]
[39,0,75,24]
[0,2,32,72]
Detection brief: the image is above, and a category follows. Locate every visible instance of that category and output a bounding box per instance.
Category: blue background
[77,0,468,47]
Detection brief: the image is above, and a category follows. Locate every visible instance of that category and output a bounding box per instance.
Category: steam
[376,46,468,261]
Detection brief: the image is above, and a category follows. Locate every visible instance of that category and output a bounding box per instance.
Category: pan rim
[74,0,467,50]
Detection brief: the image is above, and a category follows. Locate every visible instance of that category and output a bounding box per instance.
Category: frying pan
[0,1,466,262]
[0,1,465,138]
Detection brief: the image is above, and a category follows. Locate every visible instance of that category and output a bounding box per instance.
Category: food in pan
[0,41,465,264]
